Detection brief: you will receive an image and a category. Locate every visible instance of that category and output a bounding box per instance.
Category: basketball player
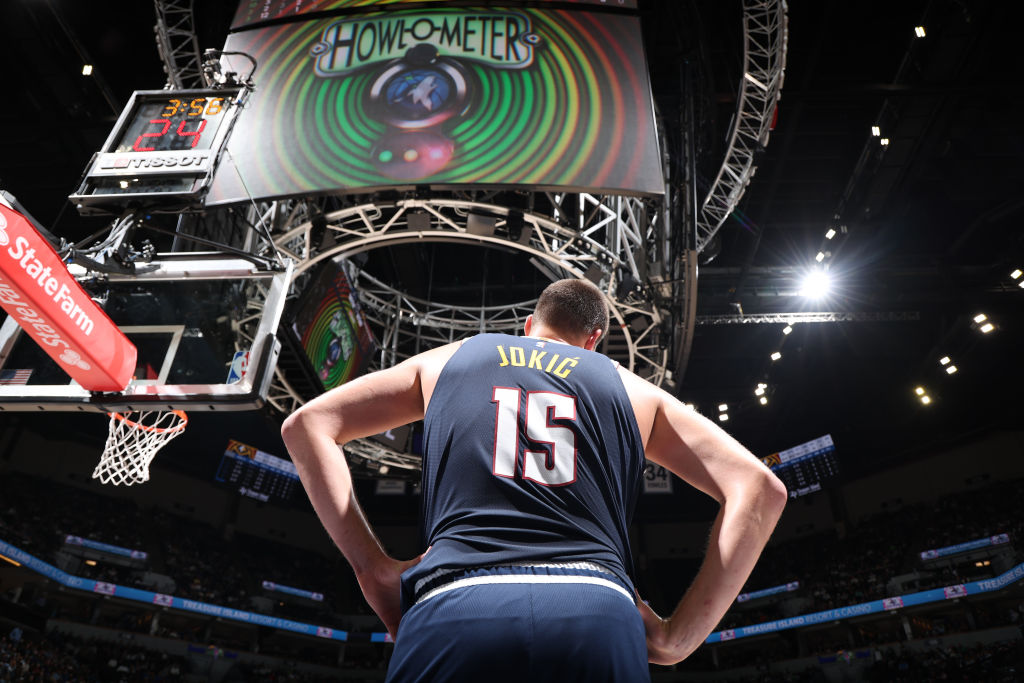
[282,279,787,680]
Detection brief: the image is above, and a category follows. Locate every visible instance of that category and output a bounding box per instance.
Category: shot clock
[70,88,245,214]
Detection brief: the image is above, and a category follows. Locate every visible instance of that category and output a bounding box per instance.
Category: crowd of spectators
[715,477,1024,631]
[0,629,188,682]
[0,473,367,633]
[864,638,1023,682]
[1,469,1022,678]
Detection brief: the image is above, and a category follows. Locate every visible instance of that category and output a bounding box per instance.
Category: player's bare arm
[280,342,458,637]
[618,367,788,665]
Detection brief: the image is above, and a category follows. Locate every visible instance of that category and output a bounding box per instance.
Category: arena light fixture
[920,395,932,405]
[718,413,729,422]
[755,386,765,396]
[0,553,20,567]
[759,396,768,405]
[939,356,950,365]
[1019,281,1024,289]
[973,313,987,323]
[718,403,728,412]
[771,351,782,361]
[82,64,93,76]
[815,251,825,262]
[914,386,925,396]
[880,138,890,146]
[914,26,926,38]
[980,322,994,334]
[799,268,831,299]
[825,228,836,240]
[945,365,958,375]
[1010,269,1022,280]
[684,403,695,411]
[782,325,793,335]
[871,126,881,136]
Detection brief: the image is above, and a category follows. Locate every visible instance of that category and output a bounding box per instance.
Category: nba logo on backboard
[227,349,249,384]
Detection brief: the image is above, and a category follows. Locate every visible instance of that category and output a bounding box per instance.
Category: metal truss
[696,0,788,253]
[696,311,921,325]
[153,0,204,89]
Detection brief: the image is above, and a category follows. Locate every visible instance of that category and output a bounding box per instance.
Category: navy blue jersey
[401,333,645,607]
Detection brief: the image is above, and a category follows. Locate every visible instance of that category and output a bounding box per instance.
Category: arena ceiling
[0,0,1020,491]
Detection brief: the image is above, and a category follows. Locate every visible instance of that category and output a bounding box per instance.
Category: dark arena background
[1,0,1022,680]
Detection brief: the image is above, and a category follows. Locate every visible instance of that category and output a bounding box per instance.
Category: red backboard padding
[0,204,136,391]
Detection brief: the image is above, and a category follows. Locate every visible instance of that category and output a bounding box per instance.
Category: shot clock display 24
[70,88,245,214]
[117,96,231,153]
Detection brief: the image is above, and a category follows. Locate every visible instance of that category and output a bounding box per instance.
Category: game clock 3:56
[70,88,245,214]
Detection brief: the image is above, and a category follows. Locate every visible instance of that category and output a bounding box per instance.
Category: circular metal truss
[696,0,788,253]
[258,193,671,421]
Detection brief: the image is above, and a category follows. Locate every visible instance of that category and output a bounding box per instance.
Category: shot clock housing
[70,87,245,214]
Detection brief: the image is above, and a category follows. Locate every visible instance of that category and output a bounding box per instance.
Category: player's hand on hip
[357,550,428,640]
[636,594,692,665]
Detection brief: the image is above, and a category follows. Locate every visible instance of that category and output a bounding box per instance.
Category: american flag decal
[0,369,32,385]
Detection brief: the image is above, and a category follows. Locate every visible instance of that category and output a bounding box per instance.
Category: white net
[93,410,188,486]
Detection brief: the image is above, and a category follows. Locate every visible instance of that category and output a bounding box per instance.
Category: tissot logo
[100,154,210,170]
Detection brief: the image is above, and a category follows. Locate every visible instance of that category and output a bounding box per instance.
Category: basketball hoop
[93,410,188,486]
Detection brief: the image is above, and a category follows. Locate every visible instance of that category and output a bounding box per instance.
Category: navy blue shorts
[386,566,650,682]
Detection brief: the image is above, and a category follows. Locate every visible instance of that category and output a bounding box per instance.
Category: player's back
[403,333,645,606]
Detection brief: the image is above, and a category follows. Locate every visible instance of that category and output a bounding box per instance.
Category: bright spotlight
[815,251,826,263]
[871,126,880,136]
[1010,269,1022,280]
[825,228,836,240]
[880,138,890,146]
[939,356,950,365]
[759,396,768,405]
[980,322,994,334]
[718,413,729,422]
[782,325,793,335]
[799,269,831,298]
[718,403,728,412]
[82,64,93,76]
[770,351,782,361]
[914,386,925,396]
[945,365,958,375]
[920,395,932,405]
[973,313,987,323]
[755,386,765,396]
[914,26,926,38]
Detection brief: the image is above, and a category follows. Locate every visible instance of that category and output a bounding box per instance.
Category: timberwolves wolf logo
[311,11,538,179]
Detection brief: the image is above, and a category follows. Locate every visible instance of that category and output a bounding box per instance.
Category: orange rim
[107,410,188,434]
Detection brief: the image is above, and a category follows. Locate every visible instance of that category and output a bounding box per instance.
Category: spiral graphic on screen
[216,8,660,201]
[300,296,360,390]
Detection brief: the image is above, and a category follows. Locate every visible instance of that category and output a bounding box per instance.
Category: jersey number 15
[491,388,577,486]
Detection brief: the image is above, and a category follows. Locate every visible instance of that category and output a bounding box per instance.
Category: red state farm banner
[0,204,136,392]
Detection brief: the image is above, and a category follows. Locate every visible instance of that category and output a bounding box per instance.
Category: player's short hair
[534,279,609,342]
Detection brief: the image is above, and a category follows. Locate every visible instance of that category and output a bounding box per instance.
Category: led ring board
[69,88,246,214]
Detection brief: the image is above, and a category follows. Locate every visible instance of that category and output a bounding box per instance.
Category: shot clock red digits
[128,97,226,153]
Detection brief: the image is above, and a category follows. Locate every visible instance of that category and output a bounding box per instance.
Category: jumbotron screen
[231,1,639,31]
[290,261,376,391]
[208,5,662,203]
